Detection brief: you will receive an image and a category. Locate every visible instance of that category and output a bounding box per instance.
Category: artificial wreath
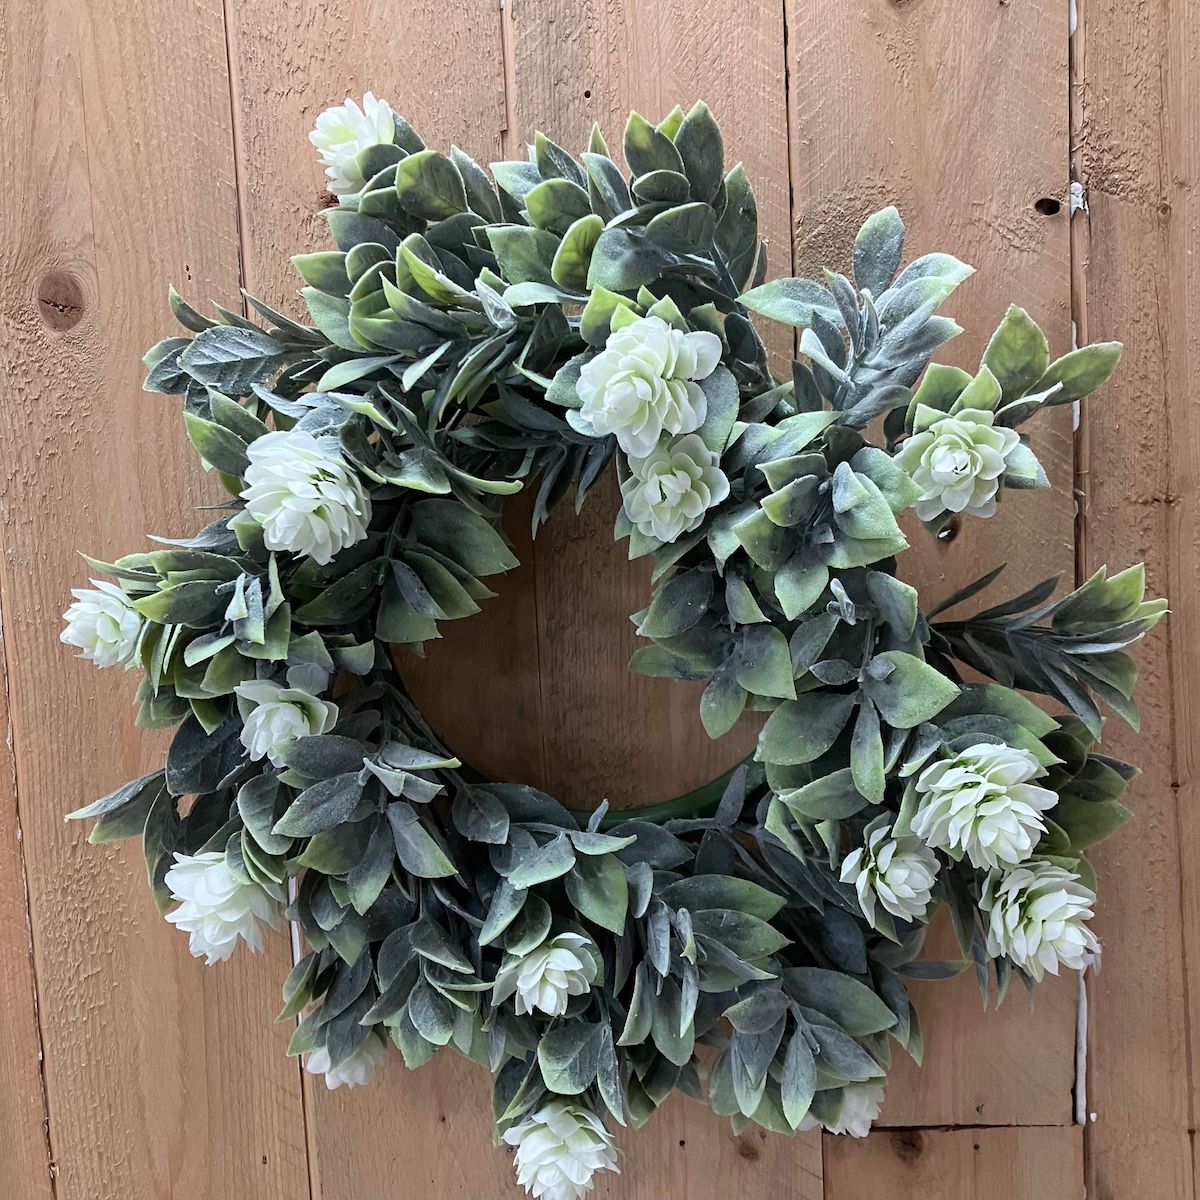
[62,95,1163,1199]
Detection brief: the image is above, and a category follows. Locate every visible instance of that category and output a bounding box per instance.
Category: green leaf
[624,111,684,177]
[538,1023,603,1096]
[736,625,796,700]
[740,278,840,328]
[757,693,855,765]
[486,225,560,286]
[645,203,716,253]
[580,287,639,346]
[1033,341,1123,404]
[524,177,591,234]
[700,665,748,739]
[787,968,898,1035]
[850,702,886,805]
[982,305,1050,400]
[779,769,867,820]
[697,365,738,455]
[675,101,724,202]
[565,853,628,932]
[388,801,456,878]
[182,413,249,477]
[394,149,467,220]
[551,214,604,292]
[635,570,713,638]
[775,559,829,621]
[853,206,904,296]
[237,773,291,855]
[315,354,400,393]
[409,500,519,576]
[273,772,364,838]
[781,1029,817,1128]
[1052,794,1132,851]
[508,834,576,888]
[691,909,789,960]
[659,875,786,921]
[865,651,960,728]
[178,326,285,394]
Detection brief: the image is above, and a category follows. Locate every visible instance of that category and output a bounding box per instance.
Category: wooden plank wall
[0,0,1193,1197]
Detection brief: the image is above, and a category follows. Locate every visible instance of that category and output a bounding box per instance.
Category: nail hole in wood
[584,89,592,99]
[36,270,86,332]
[1034,196,1062,216]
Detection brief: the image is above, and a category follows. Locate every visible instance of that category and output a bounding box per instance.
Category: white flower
[620,433,730,543]
[799,1080,885,1138]
[894,408,1021,521]
[980,860,1100,981]
[503,1101,619,1200]
[910,742,1057,870]
[492,932,598,1018]
[241,430,371,565]
[309,92,396,196]
[567,315,722,457]
[840,815,938,927]
[60,579,142,668]
[235,679,338,767]
[163,851,284,963]
[305,1031,388,1089]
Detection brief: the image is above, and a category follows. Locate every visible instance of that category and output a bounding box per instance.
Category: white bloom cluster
[503,1101,619,1200]
[980,860,1100,981]
[492,932,598,1018]
[894,408,1020,521]
[620,433,730,543]
[906,742,1102,978]
[309,92,396,196]
[910,742,1056,870]
[570,315,731,544]
[799,1080,886,1138]
[305,1031,388,1089]
[164,851,284,963]
[241,430,371,566]
[60,580,143,668]
[840,815,938,927]
[569,315,721,457]
[235,678,338,767]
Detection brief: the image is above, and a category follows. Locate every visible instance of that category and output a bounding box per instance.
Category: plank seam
[0,587,58,1197]
[214,4,318,1198]
[218,0,251,303]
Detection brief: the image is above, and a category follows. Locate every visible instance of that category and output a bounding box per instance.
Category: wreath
[62,95,1163,1200]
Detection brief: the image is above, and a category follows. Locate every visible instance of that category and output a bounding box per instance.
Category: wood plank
[787,0,1078,1128]
[0,617,55,1198]
[0,0,311,1196]
[879,914,1077,1127]
[1073,0,1200,1195]
[502,0,791,809]
[824,1125,1083,1199]
[221,5,518,1198]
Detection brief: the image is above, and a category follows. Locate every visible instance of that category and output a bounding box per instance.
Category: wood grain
[0,611,54,1198]
[824,1125,1084,1200]
[787,0,1078,1129]
[221,5,519,1198]
[0,0,310,1196]
[1074,0,1200,1196]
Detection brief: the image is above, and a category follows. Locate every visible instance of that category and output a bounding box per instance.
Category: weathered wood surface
[1074,0,1200,1197]
[824,1126,1084,1199]
[0,1,311,1198]
[787,0,1079,1131]
[0,0,1194,1196]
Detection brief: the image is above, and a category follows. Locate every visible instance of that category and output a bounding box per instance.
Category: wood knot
[734,1131,762,1161]
[891,1130,925,1164]
[36,270,86,331]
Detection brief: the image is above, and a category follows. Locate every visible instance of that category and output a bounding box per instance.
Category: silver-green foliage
[70,102,1160,1143]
